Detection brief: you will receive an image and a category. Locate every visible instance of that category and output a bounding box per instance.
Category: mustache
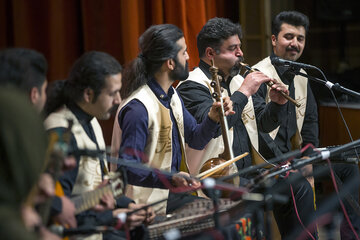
[109,104,119,115]
[236,56,245,64]
[286,46,300,53]
[229,56,245,77]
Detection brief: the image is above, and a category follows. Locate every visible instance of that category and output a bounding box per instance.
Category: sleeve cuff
[50,196,63,217]
[232,91,248,106]
[116,196,135,208]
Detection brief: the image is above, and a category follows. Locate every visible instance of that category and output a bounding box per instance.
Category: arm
[177,81,245,136]
[47,128,113,226]
[252,83,287,133]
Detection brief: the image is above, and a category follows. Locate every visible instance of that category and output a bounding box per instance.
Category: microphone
[271,56,315,69]
[49,225,114,237]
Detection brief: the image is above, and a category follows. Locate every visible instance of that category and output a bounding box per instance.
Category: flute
[239,62,301,108]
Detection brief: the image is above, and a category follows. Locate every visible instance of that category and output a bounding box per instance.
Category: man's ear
[83,87,94,103]
[29,87,39,105]
[271,35,277,48]
[166,59,175,71]
[205,47,216,60]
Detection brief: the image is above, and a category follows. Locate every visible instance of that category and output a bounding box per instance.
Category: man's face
[33,80,47,112]
[91,73,122,120]
[170,37,190,81]
[213,35,244,78]
[272,23,306,61]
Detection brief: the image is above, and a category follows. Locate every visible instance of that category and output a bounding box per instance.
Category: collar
[147,78,174,108]
[67,101,94,123]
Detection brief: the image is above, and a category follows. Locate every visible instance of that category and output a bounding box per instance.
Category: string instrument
[35,120,74,225]
[71,173,124,214]
[197,60,241,197]
[238,62,301,108]
[148,198,244,239]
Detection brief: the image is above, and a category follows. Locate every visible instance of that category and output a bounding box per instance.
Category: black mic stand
[203,178,221,230]
[289,68,360,99]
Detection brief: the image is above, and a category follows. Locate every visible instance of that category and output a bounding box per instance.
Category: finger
[68,217,77,228]
[93,204,105,212]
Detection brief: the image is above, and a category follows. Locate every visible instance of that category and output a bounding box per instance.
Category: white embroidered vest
[44,106,107,240]
[178,67,265,173]
[253,56,308,149]
[111,84,187,214]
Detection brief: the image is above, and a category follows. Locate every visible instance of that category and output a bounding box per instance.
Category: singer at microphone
[252,10,360,239]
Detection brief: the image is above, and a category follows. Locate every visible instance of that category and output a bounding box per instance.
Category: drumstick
[196,152,249,180]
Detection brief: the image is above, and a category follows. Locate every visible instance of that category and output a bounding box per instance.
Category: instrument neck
[210,64,234,160]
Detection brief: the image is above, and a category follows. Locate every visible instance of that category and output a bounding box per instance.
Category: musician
[252,11,360,239]
[0,88,51,240]
[44,51,153,240]
[111,24,234,214]
[0,48,73,239]
[177,17,287,178]
[177,17,318,239]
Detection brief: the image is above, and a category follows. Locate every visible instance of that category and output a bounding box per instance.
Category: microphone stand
[266,138,360,180]
[289,68,360,99]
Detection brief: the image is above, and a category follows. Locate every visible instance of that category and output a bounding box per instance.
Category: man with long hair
[111,24,234,215]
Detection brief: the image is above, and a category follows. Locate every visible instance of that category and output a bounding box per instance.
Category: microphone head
[271,56,283,66]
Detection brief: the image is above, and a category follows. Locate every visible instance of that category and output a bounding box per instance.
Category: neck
[76,101,94,118]
[153,71,173,94]
[201,58,229,81]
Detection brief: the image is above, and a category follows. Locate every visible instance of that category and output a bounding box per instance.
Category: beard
[229,56,245,77]
[170,59,189,81]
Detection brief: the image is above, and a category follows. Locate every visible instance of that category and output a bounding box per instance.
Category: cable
[325,158,360,240]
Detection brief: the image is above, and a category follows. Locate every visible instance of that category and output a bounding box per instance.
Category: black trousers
[272,172,318,240]
[314,163,360,240]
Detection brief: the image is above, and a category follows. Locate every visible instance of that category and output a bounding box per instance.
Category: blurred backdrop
[1,0,359,146]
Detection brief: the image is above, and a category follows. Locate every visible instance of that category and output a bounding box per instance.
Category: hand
[35,173,55,204]
[268,79,289,105]
[299,161,314,188]
[128,203,155,225]
[208,96,235,122]
[93,192,116,211]
[172,171,201,188]
[53,196,77,228]
[238,71,272,97]
[113,208,145,230]
[21,205,41,230]
[93,180,116,211]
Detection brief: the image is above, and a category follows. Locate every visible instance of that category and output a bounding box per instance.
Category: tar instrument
[196,59,246,197]
[148,198,245,239]
[238,62,301,108]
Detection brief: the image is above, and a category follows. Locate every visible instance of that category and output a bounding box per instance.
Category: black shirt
[252,54,319,159]
[48,102,133,226]
[177,60,252,169]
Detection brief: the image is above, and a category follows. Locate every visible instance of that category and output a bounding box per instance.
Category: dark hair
[0,48,47,93]
[121,24,184,99]
[44,51,122,115]
[197,18,242,58]
[272,11,309,37]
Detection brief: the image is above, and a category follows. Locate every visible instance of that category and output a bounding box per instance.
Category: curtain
[0,0,239,143]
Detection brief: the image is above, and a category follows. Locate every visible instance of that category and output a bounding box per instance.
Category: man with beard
[177,17,289,180]
[111,24,234,215]
[253,11,360,239]
[45,51,153,240]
